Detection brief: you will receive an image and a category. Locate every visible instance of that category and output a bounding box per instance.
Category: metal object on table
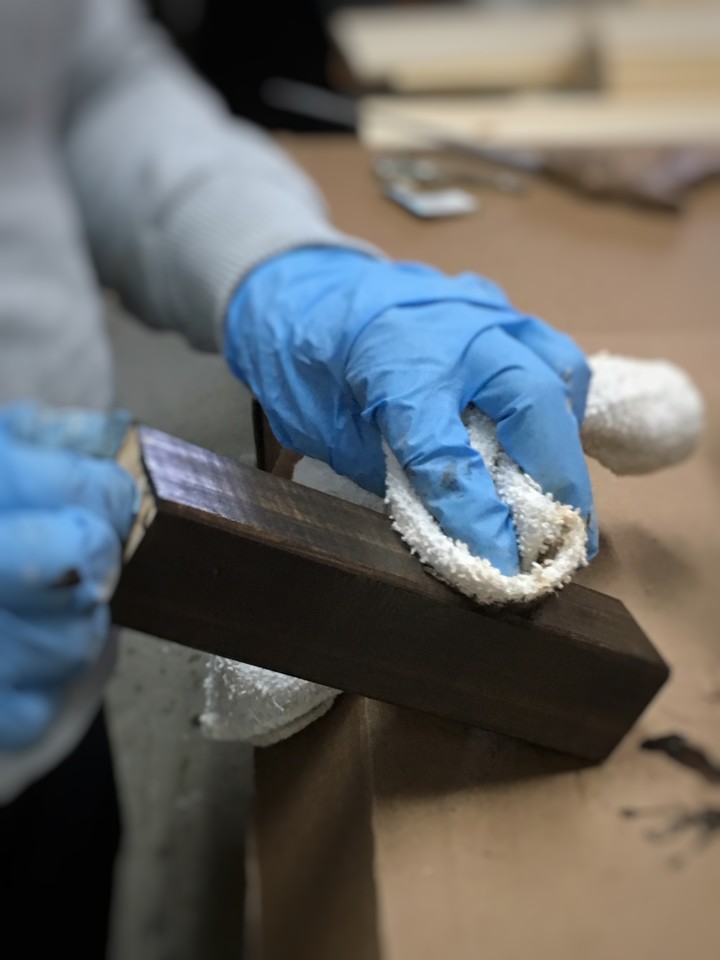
[372,153,528,194]
[382,181,480,219]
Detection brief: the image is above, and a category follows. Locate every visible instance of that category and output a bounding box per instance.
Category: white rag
[201,352,703,744]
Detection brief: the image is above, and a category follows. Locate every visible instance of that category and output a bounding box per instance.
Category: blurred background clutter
[146,0,720,211]
[148,1,720,122]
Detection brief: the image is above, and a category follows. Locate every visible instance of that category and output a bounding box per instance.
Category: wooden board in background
[359,92,720,150]
[330,5,588,92]
[597,5,720,95]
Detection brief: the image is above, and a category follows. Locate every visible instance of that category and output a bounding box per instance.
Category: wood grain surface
[112,426,668,760]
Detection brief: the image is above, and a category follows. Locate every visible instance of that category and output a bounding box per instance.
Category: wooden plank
[252,697,382,960]
[387,53,585,94]
[596,5,720,96]
[112,426,669,761]
[359,93,720,150]
[251,398,300,479]
[251,397,282,473]
[329,6,586,92]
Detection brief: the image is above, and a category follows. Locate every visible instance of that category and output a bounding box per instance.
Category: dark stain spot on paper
[620,805,720,869]
[641,733,720,784]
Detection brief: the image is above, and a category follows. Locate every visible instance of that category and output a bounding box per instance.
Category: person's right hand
[0,405,137,750]
[227,250,596,575]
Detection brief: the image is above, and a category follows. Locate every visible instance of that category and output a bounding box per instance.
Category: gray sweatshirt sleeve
[62,0,372,352]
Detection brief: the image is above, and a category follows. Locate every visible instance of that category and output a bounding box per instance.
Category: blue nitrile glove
[0,405,137,750]
[226,249,597,575]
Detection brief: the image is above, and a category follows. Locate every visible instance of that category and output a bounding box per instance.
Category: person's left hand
[0,405,136,749]
[225,249,596,576]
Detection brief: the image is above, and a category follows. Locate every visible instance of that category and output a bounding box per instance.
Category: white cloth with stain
[201,353,703,745]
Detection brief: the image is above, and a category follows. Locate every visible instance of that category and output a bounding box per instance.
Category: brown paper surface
[253,137,720,960]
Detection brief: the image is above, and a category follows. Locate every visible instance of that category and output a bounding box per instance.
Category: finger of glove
[0,686,63,751]
[469,328,598,558]
[0,439,137,541]
[500,316,591,424]
[261,378,388,498]
[0,605,110,689]
[327,405,388,497]
[0,508,122,615]
[375,395,521,575]
[0,403,133,459]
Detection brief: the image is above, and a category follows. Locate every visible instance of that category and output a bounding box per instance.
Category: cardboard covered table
[250,136,720,960]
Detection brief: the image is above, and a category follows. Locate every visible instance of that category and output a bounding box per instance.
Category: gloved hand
[226,249,597,575]
[0,405,137,750]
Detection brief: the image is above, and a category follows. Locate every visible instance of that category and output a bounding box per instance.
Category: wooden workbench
[251,136,720,960]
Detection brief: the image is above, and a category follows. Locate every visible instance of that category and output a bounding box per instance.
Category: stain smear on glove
[440,463,461,493]
[51,568,82,588]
